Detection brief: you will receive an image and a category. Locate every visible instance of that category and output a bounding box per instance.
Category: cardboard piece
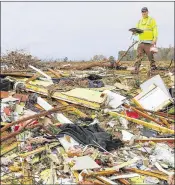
[72,156,100,170]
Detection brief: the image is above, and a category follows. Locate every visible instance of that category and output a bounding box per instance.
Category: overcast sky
[1,2,174,60]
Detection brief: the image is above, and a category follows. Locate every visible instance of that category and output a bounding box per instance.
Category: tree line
[118,46,174,61]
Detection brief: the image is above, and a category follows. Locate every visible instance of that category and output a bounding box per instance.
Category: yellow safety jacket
[136,16,158,43]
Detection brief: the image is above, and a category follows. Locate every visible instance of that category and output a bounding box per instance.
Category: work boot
[131,62,141,74]
[148,65,157,77]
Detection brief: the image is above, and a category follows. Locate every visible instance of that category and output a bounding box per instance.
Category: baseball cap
[141,7,148,12]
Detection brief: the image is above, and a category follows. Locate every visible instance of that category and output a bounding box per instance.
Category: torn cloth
[55,123,123,151]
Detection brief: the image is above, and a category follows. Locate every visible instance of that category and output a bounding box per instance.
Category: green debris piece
[47,124,61,135]
[168,107,174,114]
[31,156,40,164]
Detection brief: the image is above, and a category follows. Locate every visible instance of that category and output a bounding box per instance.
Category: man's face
[142,11,148,18]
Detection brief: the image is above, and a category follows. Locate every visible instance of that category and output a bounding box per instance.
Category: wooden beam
[109,112,174,134]
[48,68,62,78]
[26,74,39,84]
[123,104,166,126]
[125,168,168,181]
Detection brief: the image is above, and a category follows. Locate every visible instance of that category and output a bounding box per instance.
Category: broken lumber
[25,83,101,110]
[26,74,40,84]
[48,68,62,78]
[132,106,174,120]
[1,105,68,133]
[109,112,174,134]
[126,138,174,143]
[59,61,111,70]
[125,168,168,181]
[1,119,36,142]
[0,73,33,78]
[18,143,58,158]
[159,117,171,128]
[29,65,52,80]
[1,142,20,156]
[123,104,166,126]
[96,176,117,185]
[82,170,117,178]
[58,100,88,118]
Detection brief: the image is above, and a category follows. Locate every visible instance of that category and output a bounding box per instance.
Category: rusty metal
[1,105,68,133]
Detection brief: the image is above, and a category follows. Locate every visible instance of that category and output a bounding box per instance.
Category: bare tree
[92,54,106,61]
[63,57,68,62]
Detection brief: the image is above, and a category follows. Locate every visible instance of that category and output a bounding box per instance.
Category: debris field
[0,51,175,185]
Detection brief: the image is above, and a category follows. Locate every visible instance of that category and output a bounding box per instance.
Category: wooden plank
[26,74,39,84]
[25,84,101,110]
[124,104,165,126]
[29,65,52,80]
[125,168,168,181]
[48,68,62,78]
[109,112,174,134]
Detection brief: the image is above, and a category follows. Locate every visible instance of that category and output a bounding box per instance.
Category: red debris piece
[13,94,29,102]
[126,110,139,119]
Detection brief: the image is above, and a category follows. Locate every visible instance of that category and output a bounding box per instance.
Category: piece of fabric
[87,74,102,80]
[53,124,123,151]
[0,78,14,91]
[134,43,156,69]
[136,16,158,42]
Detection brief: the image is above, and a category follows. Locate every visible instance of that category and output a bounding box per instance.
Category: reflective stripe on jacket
[136,16,158,42]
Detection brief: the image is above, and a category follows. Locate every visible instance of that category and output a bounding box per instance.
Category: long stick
[1,105,68,133]
[123,104,166,126]
[1,119,35,142]
[109,111,174,134]
[132,106,174,120]
[116,41,138,66]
